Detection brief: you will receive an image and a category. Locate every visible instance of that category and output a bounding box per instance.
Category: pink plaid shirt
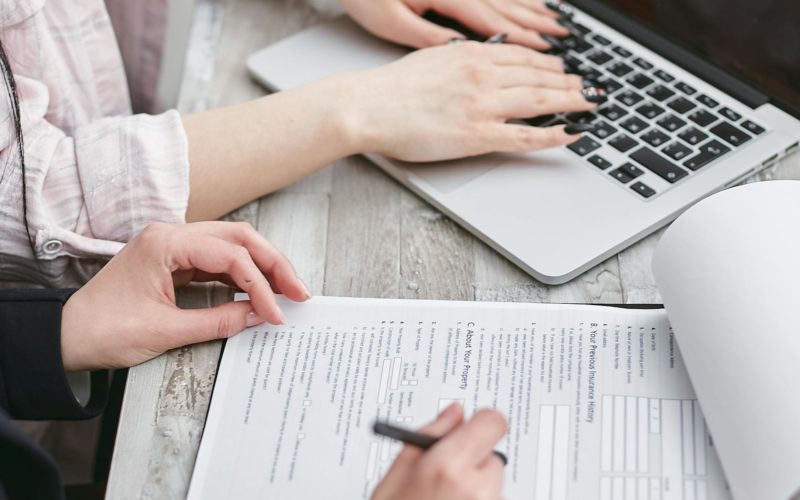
[0,0,189,287]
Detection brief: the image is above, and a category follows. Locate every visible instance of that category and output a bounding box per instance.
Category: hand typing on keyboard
[327,41,599,162]
[340,0,571,50]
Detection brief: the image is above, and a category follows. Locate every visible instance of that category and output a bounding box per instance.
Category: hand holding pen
[372,404,508,500]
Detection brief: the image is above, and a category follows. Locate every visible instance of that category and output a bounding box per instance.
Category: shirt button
[43,240,63,254]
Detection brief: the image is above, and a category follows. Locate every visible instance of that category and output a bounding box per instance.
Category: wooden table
[105,0,800,497]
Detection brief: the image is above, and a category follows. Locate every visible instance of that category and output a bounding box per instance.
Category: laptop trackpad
[402,155,500,194]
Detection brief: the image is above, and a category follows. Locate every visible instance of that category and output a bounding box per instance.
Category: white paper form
[653,181,800,500]
[188,297,730,500]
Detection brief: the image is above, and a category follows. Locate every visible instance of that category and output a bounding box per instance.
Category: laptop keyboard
[524,22,767,200]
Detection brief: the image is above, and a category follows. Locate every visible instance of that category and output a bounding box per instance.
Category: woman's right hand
[325,42,598,162]
[372,404,508,500]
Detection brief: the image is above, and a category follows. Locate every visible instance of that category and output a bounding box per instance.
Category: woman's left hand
[340,0,570,50]
[60,222,311,372]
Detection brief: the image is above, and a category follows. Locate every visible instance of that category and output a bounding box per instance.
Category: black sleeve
[0,288,108,420]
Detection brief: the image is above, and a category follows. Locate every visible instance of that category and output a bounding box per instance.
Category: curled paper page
[653,180,800,500]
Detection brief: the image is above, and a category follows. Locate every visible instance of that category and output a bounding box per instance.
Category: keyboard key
[675,81,697,95]
[563,53,583,70]
[608,61,634,77]
[609,134,639,152]
[642,129,670,147]
[657,114,687,132]
[612,45,632,58]
[654,69,675,82]
[647,85,676,102]
[617,90,644,107]
[632,57,654,70]
[609,168,634,183]
[590,121,618,140]
[598,76,623,94]
[563,36,593,53]
[569,23,592,36]
[588,155,612,169]
[587,51,613,65]
[696,94,719,108]
[567,111,597,124]
[631,181,656,198]
[621,116,648,134]
[719,107,742,122]
[591,34,612,46]
[710,121,752,147]
[667,97,696,114]
[598,105,628,121]
[683,140,731,170]
[620,162,645,178]
[688,109,718,127]
[630,147,689,183]
[636,102,666,119]
[627,73,654,89]
[678,127,708,145]
[581,67,604,82]
[663,142,693,161]
[567,136,601,156]
[742,120,765,135]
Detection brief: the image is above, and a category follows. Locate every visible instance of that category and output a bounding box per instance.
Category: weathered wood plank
[399,190,475,301]
[324,157,403,298]
[256,184,331,295]
[107,286,227,500]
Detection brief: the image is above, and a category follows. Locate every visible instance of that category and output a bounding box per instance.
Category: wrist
[315,71,379,157]
[61,291,92,372]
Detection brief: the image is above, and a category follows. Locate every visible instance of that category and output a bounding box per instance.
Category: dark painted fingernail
[582,78,600,88]
[542,34,565,51]
[447,37,466,45]
[564,123,595,135]
[485,33,508,44]
[546,1,574,17]
[582,86,608,103]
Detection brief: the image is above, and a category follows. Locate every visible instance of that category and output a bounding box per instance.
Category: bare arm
[183,78,358,221]
[183,43,600,222]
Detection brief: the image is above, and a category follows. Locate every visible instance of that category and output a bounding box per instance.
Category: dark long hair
[1,38,37,258]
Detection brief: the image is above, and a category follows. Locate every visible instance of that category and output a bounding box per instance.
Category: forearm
[183,77,363,221]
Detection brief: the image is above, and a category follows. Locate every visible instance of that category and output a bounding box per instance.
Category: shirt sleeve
[0,288,108,420]
[0,73,190,286]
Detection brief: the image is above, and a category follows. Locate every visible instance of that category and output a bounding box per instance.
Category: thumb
[166,300,266,348]
[391,5,465,48]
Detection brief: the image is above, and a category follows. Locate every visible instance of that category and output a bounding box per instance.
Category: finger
[486,44,566,73]
[428,409,508,468]
[497,3,569,36]
[185,222,310,302]
[388,4,465,48]
[378,403,465,491]
[438,1,551,50]
[475,454,506,498]
[496,87,596,117]
[485,123,580,153]
[519,0,562,18]
[170,233,284,324]
[391,403,465,465]
[496,66,582,90]
[164,300,266,348]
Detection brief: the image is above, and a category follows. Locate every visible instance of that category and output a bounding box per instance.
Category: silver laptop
[247,1,800,285]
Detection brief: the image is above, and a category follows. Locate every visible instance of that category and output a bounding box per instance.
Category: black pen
[373,421,508,465]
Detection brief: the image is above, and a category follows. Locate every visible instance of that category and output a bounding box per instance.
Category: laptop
[247,1,800,285]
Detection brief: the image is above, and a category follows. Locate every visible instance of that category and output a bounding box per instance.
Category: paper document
[188,297,730,500]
